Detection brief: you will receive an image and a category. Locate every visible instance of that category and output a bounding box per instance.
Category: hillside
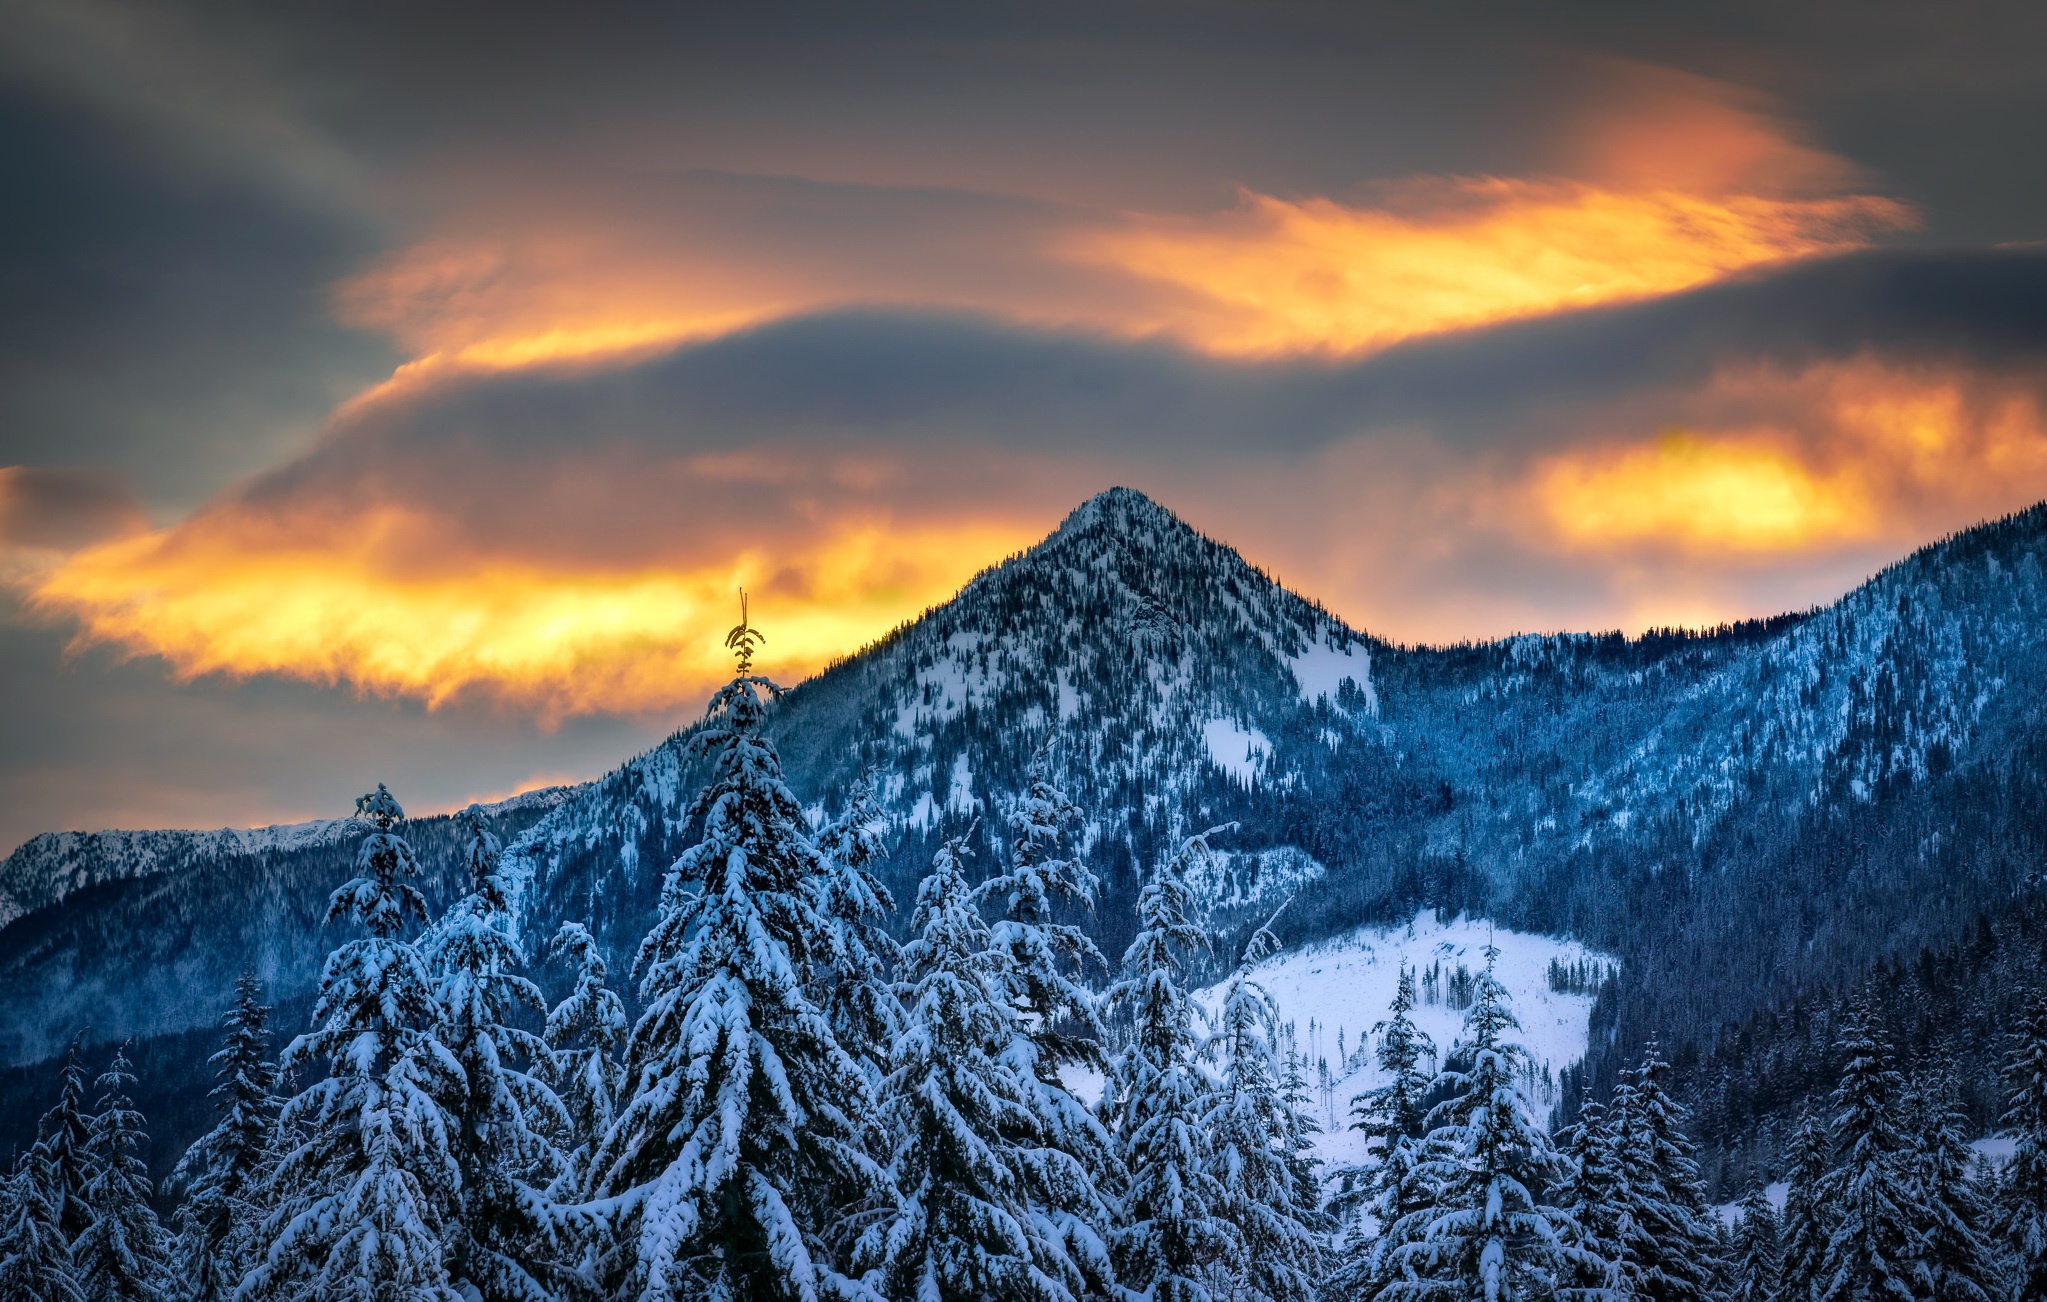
[4,486,2046,1194]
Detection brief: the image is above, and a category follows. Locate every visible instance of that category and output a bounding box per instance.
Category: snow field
[1194,909,1614,1169]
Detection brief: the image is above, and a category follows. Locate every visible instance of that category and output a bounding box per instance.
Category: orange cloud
[1531,359,2047,555]
[27,507,1038,719]
[327,70,1916,376]
[1071,181,1912,357]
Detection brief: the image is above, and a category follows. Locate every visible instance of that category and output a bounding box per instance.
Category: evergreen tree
[242,784,462,1301]
[1728,1182,1781,1302]
[1554,1100,1626,1301]
[1994,991,2047,1302]
[1907,1076,1999,1302]
[1107,829,1235,1302]
[72,1049,171,1302]
[857,836,1080,1301]
[1200,911,1327,1302]
[977,750,1117,1293]
[420,805,569,1300]
[167,972,279,1302]
[1327,965,1438,1301]
[0,1146,82,1302]
[541,921,627,1190]
[35,1036,97,1245]
[586,607,879,1300]
[1613,1047,1722,1302]
[1380,946,1592,1302]
[1815,1012,1919,1302]
[810,774,903,1092]
[1780,1107,1834,1302]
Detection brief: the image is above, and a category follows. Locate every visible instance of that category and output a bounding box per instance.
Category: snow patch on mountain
[1289,631,1376,715]
[1203,718,1270,785]
[1196,910,1614,1169]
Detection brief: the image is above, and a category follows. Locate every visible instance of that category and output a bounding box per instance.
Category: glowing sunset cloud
[29,511,1038,718]
[1531,360,2047,554]
[1074,180,1913,357]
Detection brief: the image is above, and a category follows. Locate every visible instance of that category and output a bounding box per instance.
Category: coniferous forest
[8,612,2047,1302]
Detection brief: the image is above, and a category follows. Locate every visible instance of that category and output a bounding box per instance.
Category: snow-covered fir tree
[242,783,463,1302]
[1816,1011,1919,1302]
[1780,1106,1834,1302]
[1554,1099,1626,1300]
[1729,1181,1781,1302]
[1907,1077,1999,1302]
[420,804,569,1300]
[856,835,1083,1301]
[71,1049,171,1302]
[977,749,1117,1294]
[35,1036,97,1246]
[1612,1046,1722,1302]
[1327,964,1437,1301]
[0,1145,82,1301]
[1994,990,2047,1302]
[167,972,279,1302]
[541,921,626,1191]
[585,607,879,1300]
[1199,910,1327,1302]
[1107,829,1235,1302]
[809,774,903,1093]
[1379,946,1594,1302]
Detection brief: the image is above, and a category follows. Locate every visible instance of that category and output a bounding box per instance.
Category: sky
[2,0,2046,852]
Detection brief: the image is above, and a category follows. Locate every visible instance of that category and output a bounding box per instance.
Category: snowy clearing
[1195,909,1614,1168]
[1202,718,1271,785]
[1288,632,1377,715]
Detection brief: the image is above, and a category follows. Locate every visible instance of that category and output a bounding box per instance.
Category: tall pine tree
[421,805,569,1300]
[586,605,879,1300]
[978,750,1117,1293]
[541,921,627,1193]
[1380,946,1593,1302]
[72,1049,171,1302]
[35,1036,96,1246]
[1815,1011,1918,1302]
[1729,1181,1782,1302]
[810,774,903,1094]
[243,784,463,1301]
[167,972,279,1302]
[0,1145,82,1302]
[1994,990,2047,1302]
[857,836,1081,1301]
[1908,1076,1999,1302]
[1554,1099,1626,1300]
[1107,829,1235,1302]
[1327,964,1437,1301]
[1613,1046,1722,1302]
[1200,910,1327,1302]
[1780,1106,1834,1302]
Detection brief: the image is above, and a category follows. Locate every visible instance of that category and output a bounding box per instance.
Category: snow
[945,752,980,815]
[1194,909,1614,1169]
[1288,631,1377,715]
[1202,718,1270,786]
[1714,1136,2016,1225]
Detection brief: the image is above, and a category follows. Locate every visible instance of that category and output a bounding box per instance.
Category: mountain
[4,486,2046,1196]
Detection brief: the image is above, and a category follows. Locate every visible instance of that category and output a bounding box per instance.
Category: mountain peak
[1047,485,1186,546]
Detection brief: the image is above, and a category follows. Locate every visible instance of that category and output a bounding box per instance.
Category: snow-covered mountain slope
[1194,911,1613,1168]
[0,785,573,929]
[4,487,2047,1188]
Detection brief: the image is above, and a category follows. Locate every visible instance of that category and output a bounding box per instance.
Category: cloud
[23,249,2047,710]
[0,466,147,552]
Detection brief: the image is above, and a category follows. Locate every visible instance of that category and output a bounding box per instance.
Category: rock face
[5,487,2047,1184]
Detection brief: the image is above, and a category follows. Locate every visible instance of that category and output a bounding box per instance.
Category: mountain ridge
[5,486,2047,1198]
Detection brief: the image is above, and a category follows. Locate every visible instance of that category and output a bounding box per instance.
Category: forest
[5,623,2046,1302]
